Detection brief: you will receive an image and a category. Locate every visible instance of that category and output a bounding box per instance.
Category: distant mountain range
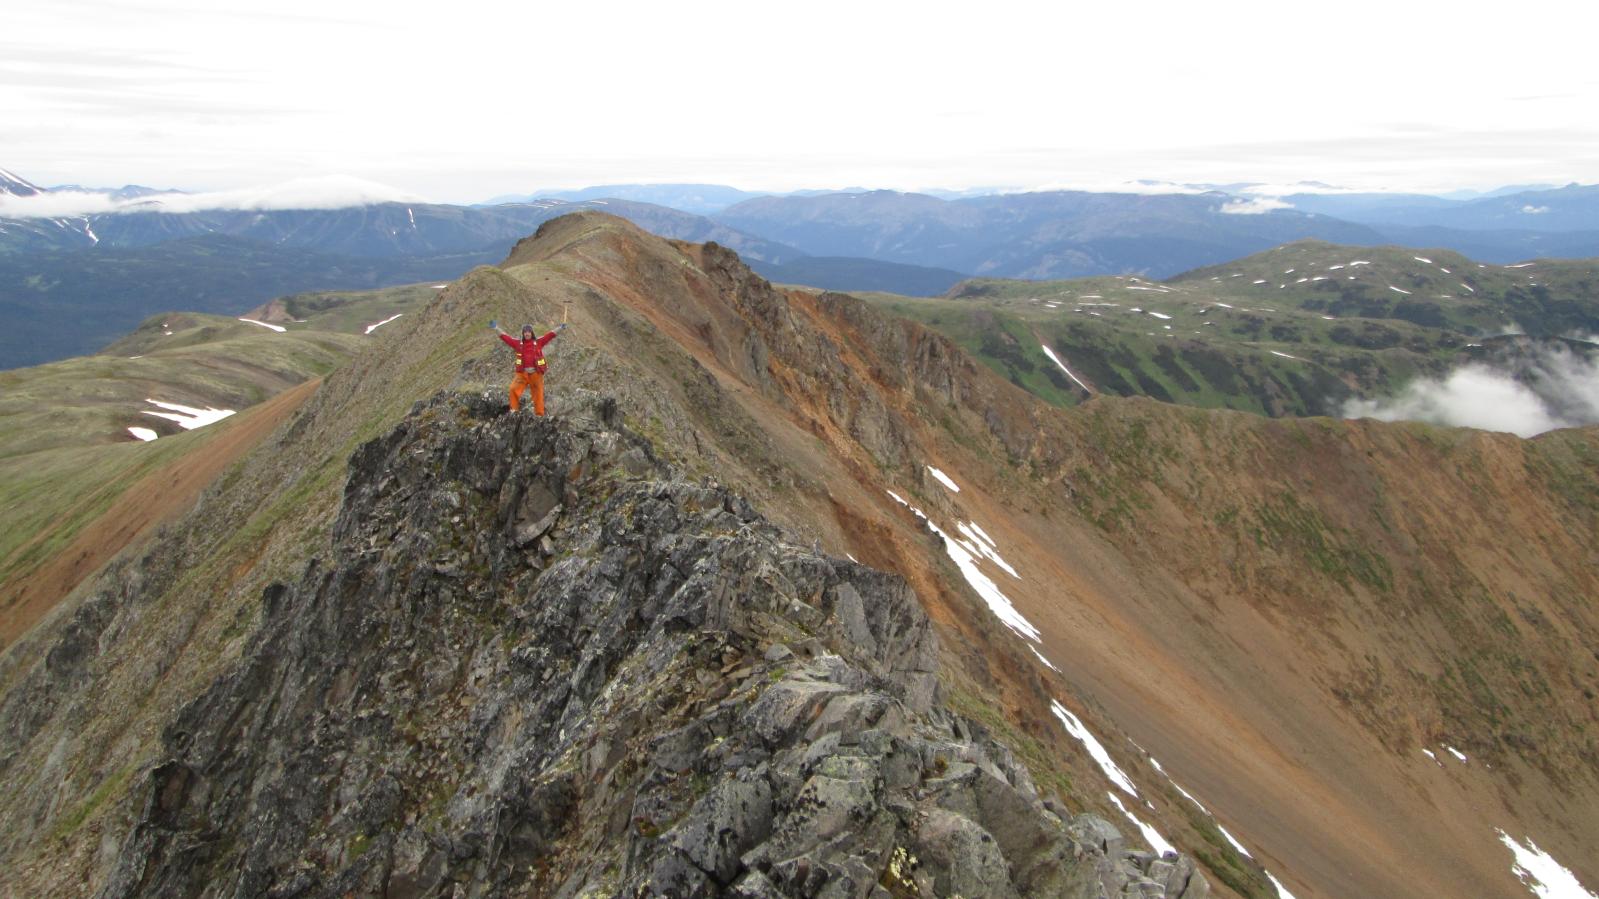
[717,189,1389,279]
[0,196,802,263]
[484,184,773,215]
[3,166,1596,368]
[0,196,811,367]
[1282,183,1599,232]
[713,185,1599,276]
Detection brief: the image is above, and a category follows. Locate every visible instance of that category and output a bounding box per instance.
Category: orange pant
[509,370,545,415]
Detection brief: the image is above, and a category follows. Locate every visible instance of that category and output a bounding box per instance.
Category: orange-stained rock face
[512,214,1599,899]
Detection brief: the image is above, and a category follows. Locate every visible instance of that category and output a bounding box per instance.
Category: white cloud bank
[1219,197,1294,215]
[1343,349,1599,437]
[1013,180,1213,196]
[0,175,423,219]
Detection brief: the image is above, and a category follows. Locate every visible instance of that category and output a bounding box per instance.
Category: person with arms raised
[492,320,566,415]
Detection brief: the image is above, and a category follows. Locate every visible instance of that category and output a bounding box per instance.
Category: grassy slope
[241,281,447,334]
[862,241,1599,418]
[0,254,606,891]
[0,276,484,609]
[0,310,374,644]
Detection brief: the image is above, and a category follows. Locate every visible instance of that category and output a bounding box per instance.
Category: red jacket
[500,331,557,373]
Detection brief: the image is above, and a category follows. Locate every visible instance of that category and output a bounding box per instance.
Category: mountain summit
[0,166,43,197]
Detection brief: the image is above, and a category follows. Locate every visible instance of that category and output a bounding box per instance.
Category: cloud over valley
[1343,345,1599,437]
[0,175,422,219]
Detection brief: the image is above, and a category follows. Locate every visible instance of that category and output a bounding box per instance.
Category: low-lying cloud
[1011,180,1212,196]
[0,175,424,219]
[1343,348,1599,437]
[1218,197,1293,215]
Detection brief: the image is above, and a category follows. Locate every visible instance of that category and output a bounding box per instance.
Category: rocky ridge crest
[99,390,1206,898]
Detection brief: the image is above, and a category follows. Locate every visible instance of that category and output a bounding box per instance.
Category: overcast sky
[6,0,1598,203]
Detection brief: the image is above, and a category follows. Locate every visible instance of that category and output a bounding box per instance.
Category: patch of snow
[1268,872,1303,899]
[1253,279,1267,284]
[1050,700,1139,796]
[238,317,286,332]
[406,207,416,228]
[84,222,99,244]
[954,521,1019,578]
[1462,283,1476,292]
[1328,264,1346,270]
[1497,829,1597,899]
[1422,749,1441,764]
[1147,311,1172,320]
[365,313,404,334]
[127,426,158,441]
[1150,759,1213,815]
[846,553,859,563]
[1389,286,1412,295]
[1078,295,1105,299]
[1041,345,1092,393]
[886,491,1037,640]
[1029,646,1060,672]
[926,465,961,493]
[1213,302,1234,308]
[1322,315,1336,320]
[1350,260,1372,266]
[1284,269,1295,274]
[1414,256,1433,264]
[1440,267,1451,274]
[1153,763,1255,862]
[1506,262,1536,268]
[967,522,996,547]
[431,284,449,289]
[143,399,235,430]
[1446,746,1468,762]
[1296,277,1309,283]
[1210,824,1254,861]
[1106,792,1177,856]
[1270,350,1299,360]
[1125,286,1171,292]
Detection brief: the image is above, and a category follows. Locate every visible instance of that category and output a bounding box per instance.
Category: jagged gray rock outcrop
[97,390,1205,898]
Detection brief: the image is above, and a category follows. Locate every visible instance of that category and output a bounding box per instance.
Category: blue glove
[489,319,499,330]
[555,323,569,332]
